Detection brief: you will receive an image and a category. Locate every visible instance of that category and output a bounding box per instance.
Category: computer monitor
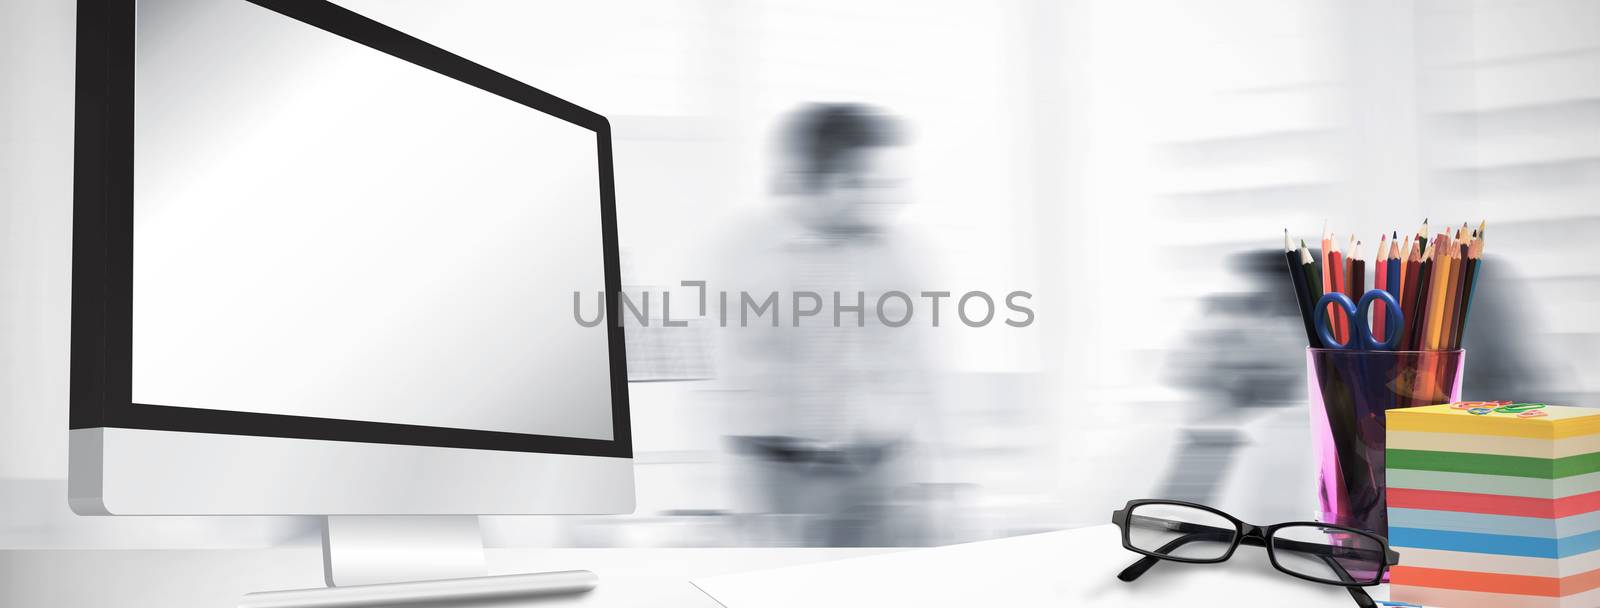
[69,0,632,602]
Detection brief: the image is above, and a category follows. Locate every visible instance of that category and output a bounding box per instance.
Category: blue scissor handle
[1314,290,1404,350]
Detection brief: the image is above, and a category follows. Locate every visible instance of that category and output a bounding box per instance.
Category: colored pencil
[1438,238,1462,350]
[1349,240,1365,332]
[1437,231,1459,349]
[1386,235,1403,337]
[1408,241,1434,351]
[1396,231,1409,292]
[1433,235,1459,348]
[1285,230,1321,348]
[1374,235,1389,338]
[1456,233,1484,347]
[1348,239,1362,297]
[1446,225,1471,349]
[1321,222,1332,296]
[1321,225,1337,343]
[1328,236,1347,344]
[1400,243,1422,350]
[1347,235,1359,293]
[1301,241,1323,317]
[1301,243,1324,348]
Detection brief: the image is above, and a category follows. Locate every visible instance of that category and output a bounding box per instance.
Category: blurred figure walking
[712,103,938,547]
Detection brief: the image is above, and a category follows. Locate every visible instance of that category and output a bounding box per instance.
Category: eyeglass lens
[1125,503,1238,561]
[1269,524,1385,585]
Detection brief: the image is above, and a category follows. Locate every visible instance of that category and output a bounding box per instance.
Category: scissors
[1314,290,1404,350]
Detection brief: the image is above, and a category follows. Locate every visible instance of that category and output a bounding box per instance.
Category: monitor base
[237,570,599,607]
[240,516,596,607]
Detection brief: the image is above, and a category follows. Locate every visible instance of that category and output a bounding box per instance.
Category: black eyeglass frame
[1110,499,1400,588]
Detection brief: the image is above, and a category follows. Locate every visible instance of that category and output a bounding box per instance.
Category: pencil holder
[1306,348,1465,538]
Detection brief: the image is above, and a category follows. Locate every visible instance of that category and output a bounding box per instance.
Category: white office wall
[0,0,75,481]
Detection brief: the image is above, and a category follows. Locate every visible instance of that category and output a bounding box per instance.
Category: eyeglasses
[1111,499,1399,608]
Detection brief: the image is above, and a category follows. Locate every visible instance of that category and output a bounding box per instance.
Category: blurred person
[1156,250,1305,505]
[710,103,938,547]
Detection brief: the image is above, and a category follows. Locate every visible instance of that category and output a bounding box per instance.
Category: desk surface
[1,545,880,607]
[2,526,1388,607]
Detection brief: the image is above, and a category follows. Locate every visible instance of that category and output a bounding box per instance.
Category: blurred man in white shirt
[714,104,937,546]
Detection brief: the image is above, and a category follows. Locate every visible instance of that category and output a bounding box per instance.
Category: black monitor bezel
[70,0,632,459]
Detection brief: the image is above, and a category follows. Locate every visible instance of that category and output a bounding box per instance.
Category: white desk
[1,526,1388,607]
[1,546,881,607]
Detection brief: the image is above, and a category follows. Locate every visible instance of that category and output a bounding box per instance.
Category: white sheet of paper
[693,524,1375,608]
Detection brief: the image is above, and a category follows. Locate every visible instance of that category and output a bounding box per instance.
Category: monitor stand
[238,516,597,607]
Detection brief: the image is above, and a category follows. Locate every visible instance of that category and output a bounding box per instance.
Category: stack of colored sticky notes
[1386,402,1600,607]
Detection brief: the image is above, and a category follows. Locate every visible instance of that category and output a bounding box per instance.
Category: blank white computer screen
[130,0,615,441]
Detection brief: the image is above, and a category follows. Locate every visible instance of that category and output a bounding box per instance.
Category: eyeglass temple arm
[1120,534,1382,608]
[1120,538,1379,608]
[1320,554,1377,608]
[1116,528,1235,582]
